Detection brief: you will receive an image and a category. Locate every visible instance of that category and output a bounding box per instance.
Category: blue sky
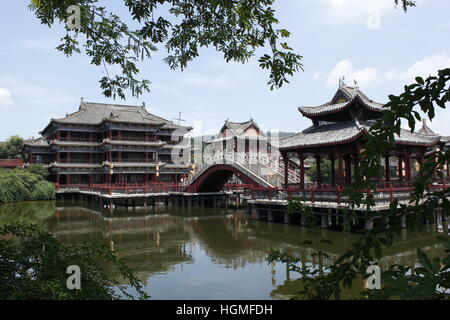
[1,0,450,141]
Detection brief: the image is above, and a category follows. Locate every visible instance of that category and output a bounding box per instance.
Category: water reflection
[0,201,446,300]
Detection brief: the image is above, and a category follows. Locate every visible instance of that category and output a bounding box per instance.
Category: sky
[0,0,450,141]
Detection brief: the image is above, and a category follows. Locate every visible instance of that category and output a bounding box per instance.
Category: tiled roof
[24,137,50,147]
[279,120,368,149]
[50,102,192,130]
[103,139,166,147]
[417,119,436,135]
[50,140,103,147]
[299,84,385,118]
[280,120,441,150]
[224,118,266,136]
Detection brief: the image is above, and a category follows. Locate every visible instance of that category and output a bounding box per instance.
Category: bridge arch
[190,164,265,193]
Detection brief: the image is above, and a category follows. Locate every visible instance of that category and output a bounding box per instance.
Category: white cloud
[180,73,235,90]
[309,0,395,27]
[0,78,75,109]
[312,71,322,81]
[326,60,380,88]
[326,54,450,89]
[307,0,430,28]
[383,54,450,82]
[179,59,259,90]
[0,88,13,108]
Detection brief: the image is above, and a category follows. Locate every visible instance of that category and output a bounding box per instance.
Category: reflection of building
[279,81,449,187]
[24,100,192,187]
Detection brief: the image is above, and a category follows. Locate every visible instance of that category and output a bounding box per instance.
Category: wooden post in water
[364,217,373,231]
[401,214,407,229]
[283,210,291,224]
[321,214,328,229]
[267,209,274,222]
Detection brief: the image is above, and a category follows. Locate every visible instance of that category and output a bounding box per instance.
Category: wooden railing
[54,180,450,204]
[242,180,450,205]
[0,159,24,167]
[56,182,196,194]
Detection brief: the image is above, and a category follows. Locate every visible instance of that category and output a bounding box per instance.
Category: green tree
[0,223,149,300]
[26,163,49,179]
[0,136,25,160]
[28,0,415,99]
[308,158,333,184]
[29,0,305,99]
[0,168,55,203]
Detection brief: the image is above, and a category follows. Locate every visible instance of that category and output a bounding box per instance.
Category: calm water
[0,200,447,299]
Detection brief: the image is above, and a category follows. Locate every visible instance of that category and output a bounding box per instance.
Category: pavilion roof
[298,83,385,120]
[417,119,436,135]
[279,120,441,150]
[42,101,192,133]
[24,136,50,147]
[223,118,266,137]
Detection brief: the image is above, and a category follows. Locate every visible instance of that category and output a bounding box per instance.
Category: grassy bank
[0,166,55,203]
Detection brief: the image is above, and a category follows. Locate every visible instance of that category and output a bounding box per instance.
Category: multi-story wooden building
[24,100,192,187]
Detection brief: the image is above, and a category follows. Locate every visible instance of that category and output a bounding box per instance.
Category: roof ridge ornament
[79,97,86,110]
[339,76,345,88]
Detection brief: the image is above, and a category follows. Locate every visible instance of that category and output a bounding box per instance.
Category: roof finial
[353,79,359,89]
[142,102,145,108]
[79,97,85,110]
[339,76,345,88]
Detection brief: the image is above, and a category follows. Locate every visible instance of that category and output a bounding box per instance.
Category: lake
[0,200,446,299]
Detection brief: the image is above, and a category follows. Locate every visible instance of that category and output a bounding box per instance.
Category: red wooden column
[88,175,93,187]
[56,152,60,162]
[330,156,336,186]
[89,153,93,163]
[344,155,352,184]
[282,152,289,187]
[67,152,71,163]
[417,155,424,178]
[385,155,390,183]
[338,151,344,187]
[298,152,305,188]
[67,131,71,141]
[447,160,450,179]
[315,155,322,188]
[56,174,60,185]
[67,174,71,186]
[405,154,411,182]
[354,154,360,179]
[398,155,403,181]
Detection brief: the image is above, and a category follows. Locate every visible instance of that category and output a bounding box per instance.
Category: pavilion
[279,81,449,189]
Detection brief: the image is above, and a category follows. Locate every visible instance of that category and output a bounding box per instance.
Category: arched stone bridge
[187,162,276,193]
